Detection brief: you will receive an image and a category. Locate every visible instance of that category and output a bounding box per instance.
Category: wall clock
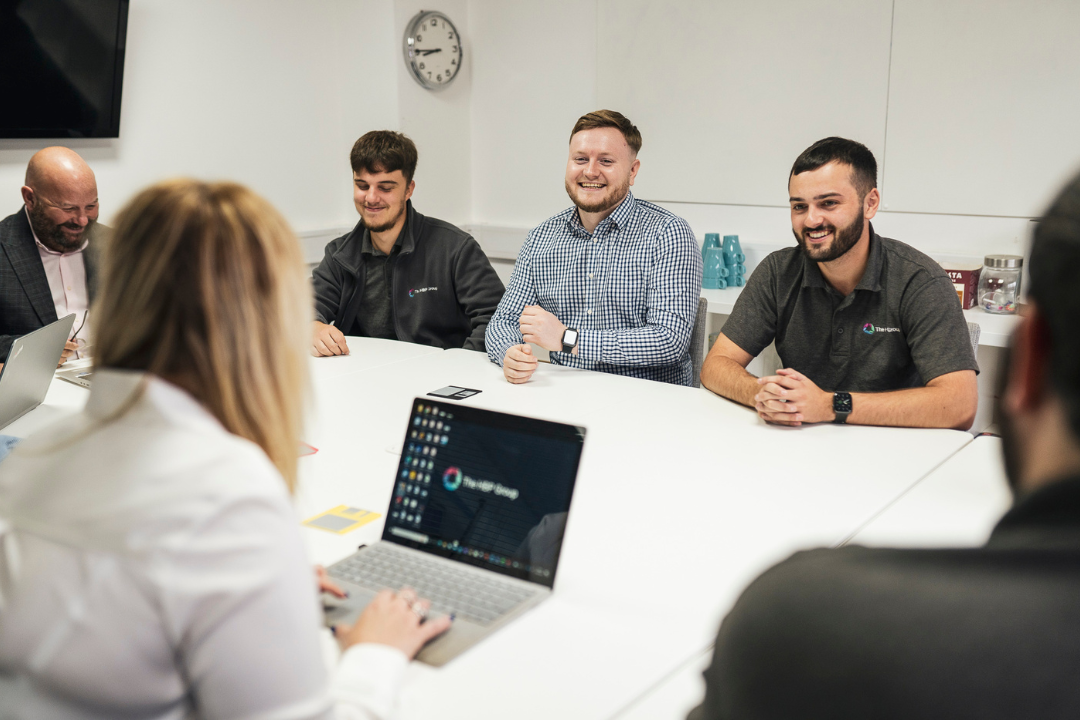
[403,10,463,90]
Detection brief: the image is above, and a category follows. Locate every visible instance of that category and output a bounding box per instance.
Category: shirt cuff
[331,643,410,720]
[486,330,522,367]
[577,328,602,363]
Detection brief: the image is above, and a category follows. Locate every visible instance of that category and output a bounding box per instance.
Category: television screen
[0,0,129,138]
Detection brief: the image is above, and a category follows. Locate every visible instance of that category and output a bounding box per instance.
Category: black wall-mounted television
[0,0,130,139]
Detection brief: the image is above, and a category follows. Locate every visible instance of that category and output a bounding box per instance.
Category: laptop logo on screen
[443,466,463,491]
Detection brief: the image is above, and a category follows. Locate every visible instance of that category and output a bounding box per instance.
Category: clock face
[403,11,463,90]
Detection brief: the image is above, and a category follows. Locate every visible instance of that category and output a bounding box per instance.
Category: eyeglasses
[71,310,89,360]
[37,195,99,218]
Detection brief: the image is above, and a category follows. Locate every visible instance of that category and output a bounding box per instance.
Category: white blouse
[0,370,407,719]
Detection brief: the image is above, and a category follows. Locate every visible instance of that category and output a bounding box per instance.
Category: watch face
[834,392,853,414]
[403,11,463,90]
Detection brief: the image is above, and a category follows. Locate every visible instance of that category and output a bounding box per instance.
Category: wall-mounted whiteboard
[595,0,894,208]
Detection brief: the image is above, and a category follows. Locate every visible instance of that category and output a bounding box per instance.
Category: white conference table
[307,336,444,382]
[0,336,442,439]
[7,338,977,719]
[618,434,1012,720]
[295,342,974,719]
[844,435,1011,548]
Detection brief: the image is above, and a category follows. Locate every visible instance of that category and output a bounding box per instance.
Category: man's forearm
[847,384,977,430]
[464,319,490,351]
[578,323,691,369]
[701,355,760,407]
[483,315,519,366]
[311,278,341,324]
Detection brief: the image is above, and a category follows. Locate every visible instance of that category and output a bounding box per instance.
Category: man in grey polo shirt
[700,137,978,429]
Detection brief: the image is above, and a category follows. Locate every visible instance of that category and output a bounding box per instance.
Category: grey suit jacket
[0,208,100,361]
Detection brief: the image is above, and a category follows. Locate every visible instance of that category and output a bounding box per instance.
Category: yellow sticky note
[303,505,381,534]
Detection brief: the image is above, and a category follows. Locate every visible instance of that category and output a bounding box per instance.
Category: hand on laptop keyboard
[316,564,347,598]
[333,587,453,659]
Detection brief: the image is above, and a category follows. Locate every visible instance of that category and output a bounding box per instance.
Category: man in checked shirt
[484,110,703,386]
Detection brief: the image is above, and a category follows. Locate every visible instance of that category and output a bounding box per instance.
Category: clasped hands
[754,368,834,426]
[502,305,573,384]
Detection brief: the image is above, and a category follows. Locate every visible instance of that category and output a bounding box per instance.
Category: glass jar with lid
[978,254,1023,314]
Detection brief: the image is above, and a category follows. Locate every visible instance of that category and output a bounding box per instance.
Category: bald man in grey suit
[0,147,101,364]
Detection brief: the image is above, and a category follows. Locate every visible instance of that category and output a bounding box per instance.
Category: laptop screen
[382,399,585,588]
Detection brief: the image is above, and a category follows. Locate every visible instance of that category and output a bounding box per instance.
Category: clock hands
[415,48,443,56]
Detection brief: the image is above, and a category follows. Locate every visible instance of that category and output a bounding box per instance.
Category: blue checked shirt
[485,192,703,385]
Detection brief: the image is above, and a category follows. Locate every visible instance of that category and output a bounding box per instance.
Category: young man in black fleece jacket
[311,131,503,354]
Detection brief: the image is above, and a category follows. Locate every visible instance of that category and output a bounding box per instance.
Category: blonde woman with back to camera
[0,180,450,718]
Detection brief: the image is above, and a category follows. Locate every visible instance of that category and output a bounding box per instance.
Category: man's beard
[565,176,630,215]
[361,198,407,233]
[29,202,94,253]
[794,207,864,262]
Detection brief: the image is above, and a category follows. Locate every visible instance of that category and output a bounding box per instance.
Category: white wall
[467,1,596,228]
[465,0,1078,264]
[596,0,893,209]
[4,0,1074,264]
[0,0,399,239]
[395,0,472,228]
[884,0,1080,218]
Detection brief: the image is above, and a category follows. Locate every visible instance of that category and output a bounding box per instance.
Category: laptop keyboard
[330,543,540,626]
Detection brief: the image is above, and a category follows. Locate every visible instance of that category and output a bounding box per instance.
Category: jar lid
[984,254,1023,268]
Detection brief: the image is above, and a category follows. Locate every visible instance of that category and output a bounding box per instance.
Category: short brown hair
[570,110,642,155]
[350,131,419,183]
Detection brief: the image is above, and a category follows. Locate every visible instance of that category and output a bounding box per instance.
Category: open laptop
[0,314,76,431]
[55,359,94,388]
[323,398,586,666]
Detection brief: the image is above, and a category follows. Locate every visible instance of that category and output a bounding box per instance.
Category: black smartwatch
[833,391,852,424]
[561,327,579,354]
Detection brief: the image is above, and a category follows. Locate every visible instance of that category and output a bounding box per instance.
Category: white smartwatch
[561,328,579,354]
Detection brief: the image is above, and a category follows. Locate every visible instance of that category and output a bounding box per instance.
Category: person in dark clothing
[690,168,1080,719]
[311,131,504,354]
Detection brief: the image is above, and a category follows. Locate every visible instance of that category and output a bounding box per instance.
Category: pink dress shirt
[26,208,90,345]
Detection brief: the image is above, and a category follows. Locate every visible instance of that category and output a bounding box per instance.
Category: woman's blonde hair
[93,179,310,490]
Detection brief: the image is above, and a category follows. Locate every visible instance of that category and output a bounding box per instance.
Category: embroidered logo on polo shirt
[409,286,438,298]
[862,323,900,335]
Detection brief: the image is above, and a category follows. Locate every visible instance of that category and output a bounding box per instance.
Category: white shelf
[962,308,1021,347]
[699,288,1020,348]
[700,286,746,316]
